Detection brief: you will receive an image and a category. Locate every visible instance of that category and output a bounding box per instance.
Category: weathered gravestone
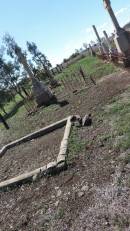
[103,0,130,66]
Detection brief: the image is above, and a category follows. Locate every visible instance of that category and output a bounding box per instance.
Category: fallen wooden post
[57,115,72,165]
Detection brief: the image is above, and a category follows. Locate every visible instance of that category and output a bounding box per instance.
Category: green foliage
[0,93,22,116]
[56,56,118,81]
[27,41,52,70]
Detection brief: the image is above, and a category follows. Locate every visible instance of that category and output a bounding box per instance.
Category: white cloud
[115,7,128,16]
[98,22,108,30]
[85,27,92,33]
[116,6,130,27]
[49,56,61,66]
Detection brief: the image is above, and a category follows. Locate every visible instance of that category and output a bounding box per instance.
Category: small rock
[99,142,104,147]
[82,114,92,127]
[63,196,69,202]
[125,163,130,170]
[78,191,85,198]
[3,175,8,181]
[32,174,38,182]
[57,189,62,197]
[51,195,55,199]
[81,185,89,192]
[118,152,126,159]
[55,200,59,207]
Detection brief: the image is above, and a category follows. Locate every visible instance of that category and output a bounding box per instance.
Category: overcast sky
[0,0,130,66]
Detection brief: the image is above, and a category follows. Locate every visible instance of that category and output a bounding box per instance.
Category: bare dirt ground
[0,128,64,181]
[0,70,130,231]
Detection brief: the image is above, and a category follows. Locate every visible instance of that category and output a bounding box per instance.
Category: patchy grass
[113,216,130,231]
[68,126,86,161]
[55,208,65,220]
[0,104,50,145]
[56,56,118,81]
[0,56,119,146]
[124,153,130,164]
[0,94,23,116]
[103,89,130,151]
[0,99,60,145]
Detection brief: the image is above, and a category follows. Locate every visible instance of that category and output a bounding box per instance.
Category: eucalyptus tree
[26,41,58,86]
[0,90,8,114]
[0,56,25,99]
[3,34,55,106]
[3,60,25,99]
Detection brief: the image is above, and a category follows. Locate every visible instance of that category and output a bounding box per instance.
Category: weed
[124,153,130,164]
[103,89,130,151]
[55,208,64,219]
[68,127,86,161]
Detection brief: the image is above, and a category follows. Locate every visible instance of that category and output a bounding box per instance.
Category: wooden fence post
[0,113,9,130]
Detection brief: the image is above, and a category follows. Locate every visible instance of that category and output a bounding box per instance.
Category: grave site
[0,0,130,230]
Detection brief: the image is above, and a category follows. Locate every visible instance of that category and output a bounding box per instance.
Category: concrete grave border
[0,115,77,190]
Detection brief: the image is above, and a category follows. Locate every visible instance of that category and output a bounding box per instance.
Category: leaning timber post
[60,63,64,69]
[71,74,77,91]
[60,78,66,90]
[58,64,62,72]
[74,73,81,89]
[56,66,60,74]
[103,30,112,50]
[0,113,9,130]
[15,47,54,106]
[92,25,108,55]
[79,66,87,86]
[89,44,96,56]
[103,30,116,61]
[51,69,55,76]
[76,70,85,87]
[65,75,72,92]
[44,65,58,87]
[61,76,70,93]
[103,0,130,66]
[58,65,62,72]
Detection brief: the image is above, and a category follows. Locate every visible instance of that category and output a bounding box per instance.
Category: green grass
[68,126,86,161]
[0,106,43,142]
[56,56,118,81]
[0,55,118,146]
[0,98,64,146]
[1,56,118,116]
[103,89,130,151]
[0,94,23,116]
